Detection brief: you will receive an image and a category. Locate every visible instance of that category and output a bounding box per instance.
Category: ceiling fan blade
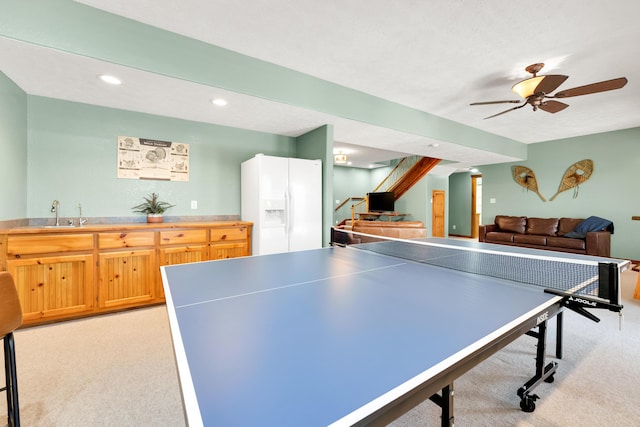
[534,75,569,95]
[554,77,628,98]
[483,102,528,119]
[538,100,569,114]
[470,100,521,106]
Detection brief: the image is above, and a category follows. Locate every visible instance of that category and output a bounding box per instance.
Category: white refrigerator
[241,154,322,255]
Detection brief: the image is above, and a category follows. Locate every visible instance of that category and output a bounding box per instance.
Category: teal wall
[294,125,334,246]
[0,72,27,220]
[449,172,472,235]
[394,177,428,223]
[332,165,402,224]
[26,96,294,220]
[476,128,640,259]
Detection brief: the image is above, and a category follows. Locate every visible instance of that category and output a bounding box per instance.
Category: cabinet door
[158,245,209,300]
[98,249,156,309]
[7,254,94,324]
[209,242,249,260]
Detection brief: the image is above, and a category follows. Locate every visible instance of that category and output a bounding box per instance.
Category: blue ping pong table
[161,233,628,426]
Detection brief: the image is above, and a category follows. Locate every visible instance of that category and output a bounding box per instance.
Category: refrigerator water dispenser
[263,199,286,226]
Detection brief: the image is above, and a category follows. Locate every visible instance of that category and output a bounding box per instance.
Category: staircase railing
[335,196,364,212]
[372,155,421,192]
[351,197,368,223]
[334,196,366,227]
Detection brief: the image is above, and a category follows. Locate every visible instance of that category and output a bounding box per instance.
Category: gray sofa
[479,215,611,257]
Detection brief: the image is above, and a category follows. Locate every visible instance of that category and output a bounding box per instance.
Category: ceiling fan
[470,63,628,119]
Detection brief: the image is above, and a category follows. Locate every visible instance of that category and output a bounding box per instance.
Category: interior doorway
[432,190,445,237]
[471,175,482,238]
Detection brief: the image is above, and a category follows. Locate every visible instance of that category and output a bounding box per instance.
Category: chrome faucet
[78,203,87,227]
[51,200,60,226]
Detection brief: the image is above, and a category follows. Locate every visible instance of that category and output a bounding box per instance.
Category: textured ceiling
[3,0,639,170]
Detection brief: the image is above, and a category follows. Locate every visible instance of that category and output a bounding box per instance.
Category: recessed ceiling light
[98,74,121,85]
[211,98,228,106]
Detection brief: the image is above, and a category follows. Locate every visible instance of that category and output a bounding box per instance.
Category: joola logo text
[569,296,597,307]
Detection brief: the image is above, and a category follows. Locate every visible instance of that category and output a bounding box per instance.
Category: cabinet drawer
[98,231,155,249]
[160,229,208,245]
[7,234,93,256]
[160,245,209,266]
[210,242,249,259]
[210,226,248,242]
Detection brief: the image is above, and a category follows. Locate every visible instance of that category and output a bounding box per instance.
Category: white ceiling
[3,0,639,170]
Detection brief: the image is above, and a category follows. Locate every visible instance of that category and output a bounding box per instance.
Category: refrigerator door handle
[284,189,290,234]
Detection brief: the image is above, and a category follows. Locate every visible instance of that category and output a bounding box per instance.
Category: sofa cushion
[486,231,514,242]
[557,218,583,236]
[546,236,586,251]
[526,218,559,236]
[514,234,547,245]
[495,215,526,234]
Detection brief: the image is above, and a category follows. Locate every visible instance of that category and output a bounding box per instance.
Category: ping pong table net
[331,227,625,314]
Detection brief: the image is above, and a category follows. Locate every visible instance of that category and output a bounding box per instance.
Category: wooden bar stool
[0,272,22,427]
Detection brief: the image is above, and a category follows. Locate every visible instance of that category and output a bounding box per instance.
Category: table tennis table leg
[526,311,563,360]
[518,320,558,412]
[555,311,563,359]
[428,383,454,427]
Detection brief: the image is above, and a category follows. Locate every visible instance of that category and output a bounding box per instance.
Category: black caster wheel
[520,396,536,412]
[544,375,555,383]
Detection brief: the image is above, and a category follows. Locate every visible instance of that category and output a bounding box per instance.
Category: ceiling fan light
[334,154,348,164]
[512,76,546,98]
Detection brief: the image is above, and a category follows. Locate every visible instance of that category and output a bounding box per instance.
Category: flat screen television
[367,192,395,212]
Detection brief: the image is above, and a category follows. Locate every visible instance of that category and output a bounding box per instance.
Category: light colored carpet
[3,305,184,426]
[2,270,639,426]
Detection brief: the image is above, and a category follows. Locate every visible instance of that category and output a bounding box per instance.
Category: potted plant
[132,192,175,223]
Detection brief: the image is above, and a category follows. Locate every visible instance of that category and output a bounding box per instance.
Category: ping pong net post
[330,227,625,317]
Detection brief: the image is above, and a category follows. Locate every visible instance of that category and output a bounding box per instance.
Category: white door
[258,156,289,255]
[288,158,322,252]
